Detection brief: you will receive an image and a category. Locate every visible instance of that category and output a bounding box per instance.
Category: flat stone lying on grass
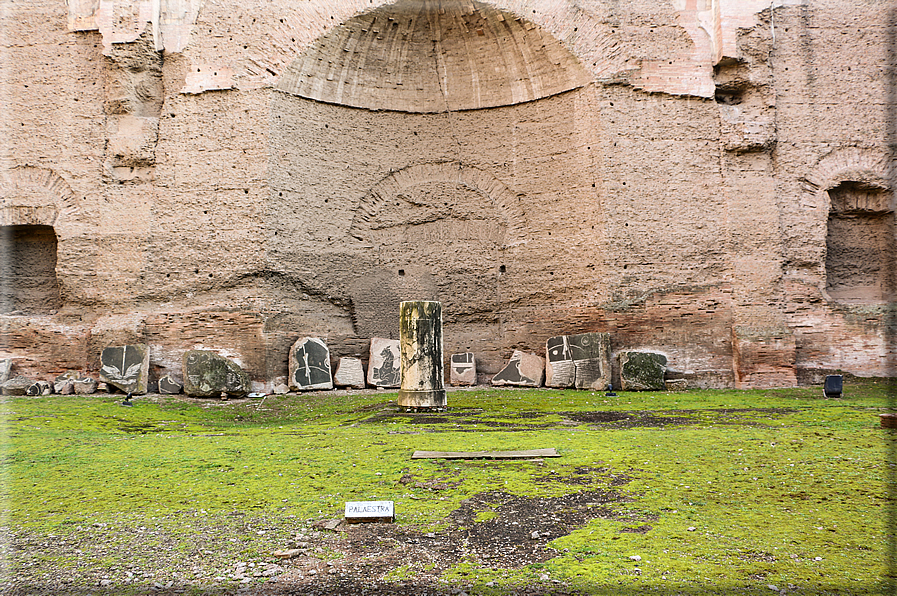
[2,376,34,395]
[333,357,365,389]
[665,378,688,391]
[619,351,668,391]
[492,350,544,387]
[100,344,149,394]
[183,350,251,397]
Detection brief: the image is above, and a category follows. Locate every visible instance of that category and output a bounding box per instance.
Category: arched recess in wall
[0,166,78,314]
[268,0,595,339]
[801,149,895,304]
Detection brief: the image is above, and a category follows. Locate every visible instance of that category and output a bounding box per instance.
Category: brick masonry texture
[0,0,894,390]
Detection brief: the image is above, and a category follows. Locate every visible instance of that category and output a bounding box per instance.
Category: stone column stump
[397,301,446,411]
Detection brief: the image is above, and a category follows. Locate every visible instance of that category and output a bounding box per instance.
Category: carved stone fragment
[619,351,668,391]
[289,337,333,391]
[545,332,611,390]
[158,374,182,394]
[367,338,401,388]
[450,352,477,386]
[183,350,251,397]
[2,376,34,396]
[491,351,544,387]
[100,344,149,394]
[333,357,366,389]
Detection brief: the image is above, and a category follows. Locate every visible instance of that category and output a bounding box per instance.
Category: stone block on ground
[54,371,79,394]
[368,338,401,388]
[450,352,477,386]
[158,374,182,394]
[26,380,52,396]
[491,351,544,387]
[665,379,688,391]
[183,350,251,397]
[272,383,289,395]
[73,377,98,394]
[619,351,668,391]
[0,359,11,384]
[289,337,333,391]
[100,344,149,394]
[334,357,366,389]
[3,376,34,396]
[545,332,611,390]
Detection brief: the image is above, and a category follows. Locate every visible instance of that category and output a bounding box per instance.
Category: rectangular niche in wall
[825,182,895,303]
[0,225,62,314]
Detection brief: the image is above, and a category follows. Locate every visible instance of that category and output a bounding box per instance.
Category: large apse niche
[270,0,593,340]
[825,181,895,303]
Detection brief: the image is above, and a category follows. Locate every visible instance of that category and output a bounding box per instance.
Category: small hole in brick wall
[592,183,595,187]
[203,210,207,214]
[622,182,626,185]
[195,269,199,274]
[398,269,405,276]
[279,192,283,197]
[499,265,506,273]
[325,124,329,128]
[625,223,629,227]
[244,189,249,194]
[209,273,213,278]
[324,199,328,203]
[548,232,552,235]
[166,273,170,278]
[550,272,554,275]
[624,264,628,269]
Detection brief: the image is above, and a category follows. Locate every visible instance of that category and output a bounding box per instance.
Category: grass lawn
[2,381,894,594]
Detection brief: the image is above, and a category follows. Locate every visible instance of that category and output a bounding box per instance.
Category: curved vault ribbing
[276,0,591,113]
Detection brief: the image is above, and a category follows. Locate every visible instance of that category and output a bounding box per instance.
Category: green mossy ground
[3,381,895,594]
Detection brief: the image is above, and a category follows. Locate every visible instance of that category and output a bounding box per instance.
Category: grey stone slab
[158,374,182,394]
[54,371,79,394]
[2,376,34,396]
[491,350,544,387]
[183,350,251,397]
[450,352,477,386]
[100,344,149,394]
[368,338,401,388]
[72,377,98,394]
[619,351,668,391]
[289,337,333,391]
[0,359,12,384]
[333,357,366,389]
[546,332,611,390]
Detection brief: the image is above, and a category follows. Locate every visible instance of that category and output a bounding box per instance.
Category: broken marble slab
[289,337,333,391]
[545,332,611,390]
[334,357,366,389]
[368,338,401,388]
[158,374,182,394]
[450,352,477,386]
[2,376,34,396]
[26,380,52,396]
[491,350,544,387]
[100,344,149,394]
[0,359,11,384]
[53,370,79,394]
[183,350,251,397]
[619,351,668,391]
[73,377,98,394]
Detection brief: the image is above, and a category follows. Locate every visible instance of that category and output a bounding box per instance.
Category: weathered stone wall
[1,0,894,390]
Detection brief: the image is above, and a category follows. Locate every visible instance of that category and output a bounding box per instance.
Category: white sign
[344,500,394,523]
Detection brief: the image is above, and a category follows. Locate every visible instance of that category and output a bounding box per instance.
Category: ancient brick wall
[1,0,894,390]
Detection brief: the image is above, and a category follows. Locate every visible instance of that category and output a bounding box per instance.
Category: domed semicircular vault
[277,0,590,112]
[269,0,595,346]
